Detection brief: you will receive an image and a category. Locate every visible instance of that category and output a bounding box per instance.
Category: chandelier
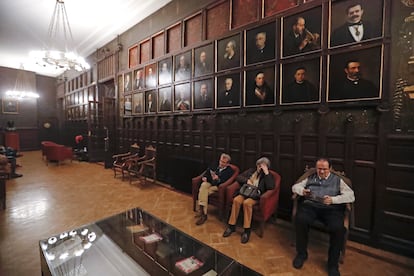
[30,0,90,72]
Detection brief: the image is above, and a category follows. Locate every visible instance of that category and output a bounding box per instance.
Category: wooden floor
[0,151,413,276]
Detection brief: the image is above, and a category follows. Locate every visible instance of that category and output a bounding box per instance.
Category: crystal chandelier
[30,0,90,72]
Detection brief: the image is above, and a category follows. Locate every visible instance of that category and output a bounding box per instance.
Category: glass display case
[40,207,261,276]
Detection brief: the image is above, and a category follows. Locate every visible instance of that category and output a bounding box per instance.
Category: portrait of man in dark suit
[216,73,240,108]
[193,79,214,110]
[282,59,320,104]
[158,87,172,112]
[132,92,143,114]
[158,58,172,85]
[124,72,132,92]
[245,22,276,65]
[245,67,275,106]
[134,69,145,90]
[194,44,213,77]
[124,95,132,116]
[330,1,383,47]
[283,7,322,57]
[145,63,157,88]
[174,83,191,112]
[175,51,191,81]
[145,90,157,114]
[328,47,381,101]
[217,34,241,71]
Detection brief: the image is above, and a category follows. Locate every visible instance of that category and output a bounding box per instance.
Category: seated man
[222,157,274,243]
[0,146,22,178]
[195,153,234,225]
[292,157,354,276]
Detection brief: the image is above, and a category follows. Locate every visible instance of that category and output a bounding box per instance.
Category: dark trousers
[295,202,345,268]
[7,157,17,175]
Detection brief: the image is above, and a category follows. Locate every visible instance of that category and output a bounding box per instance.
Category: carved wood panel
[206,1,230,40]
[184,13,202,47]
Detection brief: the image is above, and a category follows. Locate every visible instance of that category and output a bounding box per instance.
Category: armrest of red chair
[226,181,241,207]
[259,170,281,221]
[217,164,239,210]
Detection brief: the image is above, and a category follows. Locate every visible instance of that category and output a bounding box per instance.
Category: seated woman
[0,146,22,178]
[222,157,274,243]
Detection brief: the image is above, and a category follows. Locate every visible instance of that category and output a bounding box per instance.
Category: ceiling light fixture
[30,0,90,72]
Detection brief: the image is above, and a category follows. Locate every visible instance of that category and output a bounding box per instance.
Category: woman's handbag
[239,183,260,199]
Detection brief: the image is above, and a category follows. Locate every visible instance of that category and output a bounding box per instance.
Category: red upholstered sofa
[41,141,73,165]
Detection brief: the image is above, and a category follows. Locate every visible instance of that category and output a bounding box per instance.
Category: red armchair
[192,164,239,220]
[41,141,73,165]
[225,169,281,237]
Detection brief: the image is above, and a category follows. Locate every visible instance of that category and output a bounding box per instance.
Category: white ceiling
[0,0,172,77]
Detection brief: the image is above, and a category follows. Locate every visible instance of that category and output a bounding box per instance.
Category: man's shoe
[195,214,207,225]
[11,173,23,178]
[222,227,235,237]
[241,232,250,244]
[328,266,340,276]
[292,254,308,269]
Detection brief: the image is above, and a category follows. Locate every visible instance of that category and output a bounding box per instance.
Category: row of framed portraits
[123,45,383,116]
[121,0,384,93]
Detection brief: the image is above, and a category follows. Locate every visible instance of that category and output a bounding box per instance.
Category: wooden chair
[191,164,239,220]
[112,149,142,180]
[225,169,282,237]
[128,145,156,185]
[291,167,352,264]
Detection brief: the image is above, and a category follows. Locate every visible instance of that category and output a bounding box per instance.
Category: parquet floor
[0,151,413,275]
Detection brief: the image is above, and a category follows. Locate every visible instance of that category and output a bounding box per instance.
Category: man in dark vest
[292,158,355,276]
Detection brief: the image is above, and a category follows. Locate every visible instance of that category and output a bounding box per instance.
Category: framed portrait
[133,68,145,90]
[282,6,322,57]
[124,95,132,116]
[330,0,383,47]
[194,43,214,77]
[216,72,241,109]
[216,34,241,72]
[158,57,172,85]
[327,46,382,102]
[132,92,144,115]
[145,63,157,89]
[158,87,172,112]
[2,99,19,114]
[263,0,298,18]
[193,78,214,110]
[174,83,191,112]
[128,44,138,68]
[245,22,276,65]
[144,90,158,114]
[244,66,276,107]
[124,72,133,93]
[281,57,321,105]
[174,51,192,82]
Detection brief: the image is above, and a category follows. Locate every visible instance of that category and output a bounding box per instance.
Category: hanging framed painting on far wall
[2,99,19,114]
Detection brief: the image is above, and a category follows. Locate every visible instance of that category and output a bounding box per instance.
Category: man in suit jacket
[194,83,213,109]
[330,60,378,100]
[331,3,374,46]
[217,77,240,107]
[196,153,234,225]
[283,67,318,103]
